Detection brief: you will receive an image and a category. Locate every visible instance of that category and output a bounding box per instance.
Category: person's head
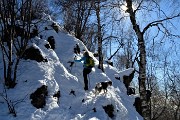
[83,51,89,57]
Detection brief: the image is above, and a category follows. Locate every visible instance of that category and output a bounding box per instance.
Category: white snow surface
[0,16,143,120]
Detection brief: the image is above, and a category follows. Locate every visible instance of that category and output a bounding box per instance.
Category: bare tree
[54,0,94,43]
[0,82,29,117]
[0,0,34,88]
[0,0,18,87]
[94,0,104,72]
[125,0,180,119]
[166,69,180,120]
[31,0,50,20]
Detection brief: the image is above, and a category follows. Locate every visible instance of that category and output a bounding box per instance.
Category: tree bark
[126,0,150,119]
[95,0,104,72]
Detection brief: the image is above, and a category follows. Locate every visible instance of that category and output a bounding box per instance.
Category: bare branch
[134,0,144,14]
[142,13,180,34]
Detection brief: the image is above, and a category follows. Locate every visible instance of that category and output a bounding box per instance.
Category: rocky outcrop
[30,85,48,109]
[47,36,55,50]
[103,104,114,118]
[123,70,135,89]
[22,46,48,62]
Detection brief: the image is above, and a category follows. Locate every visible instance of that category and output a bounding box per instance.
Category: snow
[0,16,143,120]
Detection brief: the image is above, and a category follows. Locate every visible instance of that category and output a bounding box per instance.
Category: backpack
[85,56,95,68]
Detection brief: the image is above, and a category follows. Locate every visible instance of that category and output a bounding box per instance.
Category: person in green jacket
[75,51,93,90]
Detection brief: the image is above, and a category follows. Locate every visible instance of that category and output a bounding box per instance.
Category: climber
[74,51,94,90]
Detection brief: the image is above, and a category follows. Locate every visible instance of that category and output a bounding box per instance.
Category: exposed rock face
[51,23,59,33]
[103,104,114,118]
[44,43,51,49]
[115,70,135,95]
[53,90,61,103]
[30,27,38,38]
[30,85,48,109]
[47,36,55,50]
[133,97,142,116]
[123,70,135,89]
[127,86,135,95]
[22,46,48,62]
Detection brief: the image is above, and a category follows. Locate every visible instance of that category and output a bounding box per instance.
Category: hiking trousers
[83,68,92,90]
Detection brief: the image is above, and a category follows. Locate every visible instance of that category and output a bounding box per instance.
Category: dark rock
[44,43,51,49]
[123,70,135,89]
[53,91,61,103]
[69,89,76,96]
[47,36,55,50]
[103,104,114,118]
[133,97,142,116]
[45,27,48,30]
[127,86,135,95]
[30,27,38,38]
[51,23,59,33]
[22,46,48,62]
[30,85,48,109]
[92,107,96,112]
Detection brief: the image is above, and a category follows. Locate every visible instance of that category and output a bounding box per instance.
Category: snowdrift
[0,15,143,120]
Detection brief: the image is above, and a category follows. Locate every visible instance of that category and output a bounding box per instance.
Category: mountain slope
[0,15,143,120]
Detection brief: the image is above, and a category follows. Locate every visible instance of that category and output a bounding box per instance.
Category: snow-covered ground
[0,15,143,120]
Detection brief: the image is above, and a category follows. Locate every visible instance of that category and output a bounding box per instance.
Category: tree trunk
[0,0,32,88]
[5,0,17,88]
[6,37,13,87]
[95,0,104,72]
[126,0,150,119]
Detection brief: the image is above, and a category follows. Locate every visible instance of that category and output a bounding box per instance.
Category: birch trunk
[95,0,104,72]
[126,0,150,119]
